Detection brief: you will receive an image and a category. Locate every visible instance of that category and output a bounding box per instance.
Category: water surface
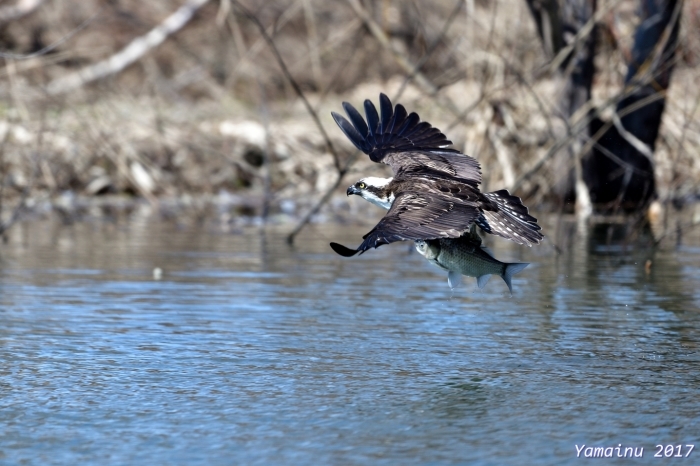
[1,216,699,464]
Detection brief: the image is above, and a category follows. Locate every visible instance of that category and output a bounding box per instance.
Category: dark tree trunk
[526,0,680,213]
[526,0,597,204]
[583,0,680,212]
[525,0,565,57]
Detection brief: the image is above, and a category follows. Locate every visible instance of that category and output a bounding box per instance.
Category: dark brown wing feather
[331,93,482,187]
[336,188,481,255]
[384,151,481,188]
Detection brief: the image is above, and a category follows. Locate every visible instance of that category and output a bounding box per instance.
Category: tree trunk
[525,0,597,205]
[525,0,565,57]
[583,0,680,212]
[526,0,680,213]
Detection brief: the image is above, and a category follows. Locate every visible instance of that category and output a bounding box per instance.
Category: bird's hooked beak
[347,185,359,196]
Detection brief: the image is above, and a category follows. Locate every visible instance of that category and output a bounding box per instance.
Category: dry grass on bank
[0,0,699,231]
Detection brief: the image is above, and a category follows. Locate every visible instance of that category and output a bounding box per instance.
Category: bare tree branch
[231,0,341,171]
[285,152,361,245]
[543,0,620,75]
[0,126,22,237]
[610,111,653,160]
[46,0,211,95]
[393,0,464,102]
[525,0,563,57]
[0,199,26,237]
[345,0,462,117]
[0,0,45,26]
[227,0,352,244]
[225,0,303,87]
[511,83,667,193]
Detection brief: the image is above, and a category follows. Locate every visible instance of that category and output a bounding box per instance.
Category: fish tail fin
[478,190,543,246]
[502,262,529,293]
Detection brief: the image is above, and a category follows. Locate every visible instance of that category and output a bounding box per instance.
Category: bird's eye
[358,182,366,189]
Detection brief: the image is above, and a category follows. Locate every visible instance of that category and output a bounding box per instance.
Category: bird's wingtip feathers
[332,93,459,161]
[330,242,360,257]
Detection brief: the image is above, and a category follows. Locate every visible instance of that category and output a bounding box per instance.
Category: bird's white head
[346,177,395,210]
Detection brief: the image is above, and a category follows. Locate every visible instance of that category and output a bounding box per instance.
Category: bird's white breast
[360,191,394,210]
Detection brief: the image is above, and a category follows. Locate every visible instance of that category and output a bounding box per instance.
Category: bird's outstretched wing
[331,93,482,188]
[330,190,481,256]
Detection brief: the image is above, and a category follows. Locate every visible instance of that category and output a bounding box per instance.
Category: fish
[414,226,529,292]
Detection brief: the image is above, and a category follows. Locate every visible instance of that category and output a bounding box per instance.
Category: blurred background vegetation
[0,0,698,234]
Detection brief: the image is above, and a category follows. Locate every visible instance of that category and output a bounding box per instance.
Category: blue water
[0,218,699,464]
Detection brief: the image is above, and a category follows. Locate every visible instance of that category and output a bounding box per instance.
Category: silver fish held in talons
[415,230,529,293]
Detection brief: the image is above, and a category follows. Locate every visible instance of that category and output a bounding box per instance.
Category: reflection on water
[1,215,699,465]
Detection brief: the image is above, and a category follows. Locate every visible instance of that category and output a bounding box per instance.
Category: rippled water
[1,215,699,465]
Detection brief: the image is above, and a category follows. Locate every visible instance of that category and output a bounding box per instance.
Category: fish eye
[358,182,366,189]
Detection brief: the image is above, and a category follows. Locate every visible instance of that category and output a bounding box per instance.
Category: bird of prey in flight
[329,93,542,257]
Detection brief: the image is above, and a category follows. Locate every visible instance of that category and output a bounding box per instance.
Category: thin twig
[652,217,700,246]
[610,110,653,160]
[0,198,26,237]
[345,0,462,117]
[301,0,322,89]
[393,0,464,102]
[230,0,351,243]
[543,0,621,75]
[232,0,341,171]
[286,152,361,244]
[511,63,671,193]
[225,0,303,88]
[670,90,700,196]
[0,123,11,235]
[258,82,272,224]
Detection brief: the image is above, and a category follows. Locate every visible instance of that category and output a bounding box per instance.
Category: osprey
[330,93,543,257]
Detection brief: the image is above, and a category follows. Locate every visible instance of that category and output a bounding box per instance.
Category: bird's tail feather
[477,190,543,246]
